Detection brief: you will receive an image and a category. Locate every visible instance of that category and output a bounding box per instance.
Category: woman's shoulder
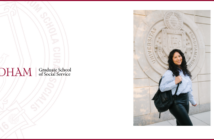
[163,70,173,77]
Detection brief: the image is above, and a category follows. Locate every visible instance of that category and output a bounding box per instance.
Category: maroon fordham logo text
[0,68,32,76]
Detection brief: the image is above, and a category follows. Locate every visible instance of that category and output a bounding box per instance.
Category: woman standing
[160,49,197,126]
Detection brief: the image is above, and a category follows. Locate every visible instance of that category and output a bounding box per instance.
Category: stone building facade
[134,10,210,126]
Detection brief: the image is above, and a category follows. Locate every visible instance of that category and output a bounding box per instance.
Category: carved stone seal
[164,11,183,30]
[135,11,205,82]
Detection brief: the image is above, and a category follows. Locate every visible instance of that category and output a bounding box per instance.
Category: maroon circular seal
[0,2,69,138]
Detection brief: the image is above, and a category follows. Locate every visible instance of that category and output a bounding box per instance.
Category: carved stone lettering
[146,28,157,63]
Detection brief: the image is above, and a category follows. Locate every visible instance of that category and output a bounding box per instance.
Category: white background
[8,1,213,138]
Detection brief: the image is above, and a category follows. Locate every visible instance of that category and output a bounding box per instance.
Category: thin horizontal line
[184,13,195,16]
[133,86,150,88]
[195,22,210,25]
[134,13,146,16]
[10,0,214,1]
[195,15,211,18]
[197,80,211,82]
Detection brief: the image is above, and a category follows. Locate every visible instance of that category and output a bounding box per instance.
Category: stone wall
[133,10,210,126]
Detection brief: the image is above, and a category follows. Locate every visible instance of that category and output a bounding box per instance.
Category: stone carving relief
[135,11,205,82]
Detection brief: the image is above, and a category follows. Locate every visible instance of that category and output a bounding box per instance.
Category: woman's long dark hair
[168,49,192,78]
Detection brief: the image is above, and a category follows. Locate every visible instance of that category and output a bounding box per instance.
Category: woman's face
[172,52,182,66]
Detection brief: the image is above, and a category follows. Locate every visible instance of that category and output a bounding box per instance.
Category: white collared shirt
[160,70,196,105]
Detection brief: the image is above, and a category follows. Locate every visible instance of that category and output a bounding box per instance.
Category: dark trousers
[169,93,193,126]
